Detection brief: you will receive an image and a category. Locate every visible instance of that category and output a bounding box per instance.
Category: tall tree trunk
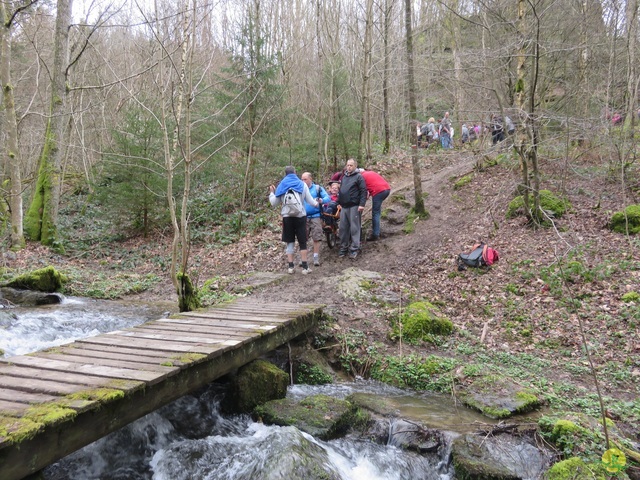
[382,0,392,154]
[404,0,425,215]
[24,0,72,250]
[0,1,25,250]
[624,0,638,132]
[357,0,373,162]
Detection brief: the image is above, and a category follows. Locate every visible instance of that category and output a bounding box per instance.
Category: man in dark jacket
[338,158,367,259]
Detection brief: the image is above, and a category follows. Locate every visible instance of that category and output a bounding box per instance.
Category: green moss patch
[4,266,67,292]
[610,204,640,235]
[224,359,289,413]
[391,301,454,343]
[506,189,571,221]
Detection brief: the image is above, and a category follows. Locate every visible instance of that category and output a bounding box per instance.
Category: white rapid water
[0,296,174,357]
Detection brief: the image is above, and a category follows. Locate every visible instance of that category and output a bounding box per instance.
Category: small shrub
[610,204,640,234]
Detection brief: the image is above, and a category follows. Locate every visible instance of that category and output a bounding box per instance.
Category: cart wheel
[325,230,336,249]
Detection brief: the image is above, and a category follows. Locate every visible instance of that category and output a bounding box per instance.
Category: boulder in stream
[0,287,64,306]
[451,431,553,479]
[254,394,367,440]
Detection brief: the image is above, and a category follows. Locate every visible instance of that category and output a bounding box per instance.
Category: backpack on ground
[457,243,499,270]
[281,188,305,217]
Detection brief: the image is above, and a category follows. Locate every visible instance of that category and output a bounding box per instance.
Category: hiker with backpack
[301,172,331,267]
[269,166,320,274]
[338,159,367,259]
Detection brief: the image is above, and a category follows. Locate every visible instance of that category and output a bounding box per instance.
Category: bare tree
[404,0,425,215]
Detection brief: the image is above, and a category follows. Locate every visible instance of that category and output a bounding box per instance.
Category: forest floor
[7,142,640,443]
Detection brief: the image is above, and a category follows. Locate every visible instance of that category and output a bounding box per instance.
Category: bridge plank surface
[76,334,232,353]
[35,353,180,373]
[47,347,177,365]
[0,299,324,480]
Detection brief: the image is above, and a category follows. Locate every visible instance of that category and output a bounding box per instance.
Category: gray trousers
[339,205,361,252]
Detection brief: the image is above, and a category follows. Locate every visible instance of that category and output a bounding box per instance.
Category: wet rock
[457,375,542,419]
[223,359,289,413]
[451,431,552,479]
[0,287,64,306]
[254,394,366,440]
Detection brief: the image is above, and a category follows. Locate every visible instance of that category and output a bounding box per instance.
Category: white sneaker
[313,258,320,266]
[288,267,295,274]
[302,267,312,275]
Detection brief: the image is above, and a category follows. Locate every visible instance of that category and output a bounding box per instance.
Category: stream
[1,297,503,479]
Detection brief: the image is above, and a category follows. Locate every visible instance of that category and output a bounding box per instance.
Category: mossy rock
[506,189,571,220]
[224,359,289,413]
[610,204,640,235]
[457,375,542,419]
[391,301,454,342]
[254,394,367,440]
[4,266,67,292]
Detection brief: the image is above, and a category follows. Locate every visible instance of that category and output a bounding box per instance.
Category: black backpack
[457,243,499,271]
[457,245,485,270]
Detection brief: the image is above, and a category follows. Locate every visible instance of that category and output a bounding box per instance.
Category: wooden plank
[178,311,294,322]
[34,353,180,374]
[0,364,122,387]
[62,343,180,360]
[76,334,234,354]
[49,346,176,365]
[1,356,165,384]
[0,400,27,415]
[0,376,105,396]
[130,325,255,340]
[108,329,247,345]
[0,390,60,405]
[144,321,277,334]
[156,317,279,330]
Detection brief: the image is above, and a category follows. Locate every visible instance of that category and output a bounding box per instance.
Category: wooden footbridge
[0,298,324,480]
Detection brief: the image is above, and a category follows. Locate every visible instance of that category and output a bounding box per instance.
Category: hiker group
[268,159,390,274]
[416,111,516,148]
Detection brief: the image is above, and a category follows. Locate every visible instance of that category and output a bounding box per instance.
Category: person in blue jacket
[301,172,330,266]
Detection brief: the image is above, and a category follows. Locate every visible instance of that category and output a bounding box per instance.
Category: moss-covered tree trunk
[24,0,72,250]
[0,2,25,250]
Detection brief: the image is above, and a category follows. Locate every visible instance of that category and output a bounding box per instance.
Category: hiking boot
[302,267,312,275]
[288,267,295,274]
[313,259,320,266]
[349,250,358,259]
[366,234,379,241]
[339,250,348,258]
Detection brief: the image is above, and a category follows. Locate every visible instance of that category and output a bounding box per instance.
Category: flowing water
[2,298,499,479]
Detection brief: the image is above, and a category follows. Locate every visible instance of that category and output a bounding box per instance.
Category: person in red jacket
[360,169,391,241]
